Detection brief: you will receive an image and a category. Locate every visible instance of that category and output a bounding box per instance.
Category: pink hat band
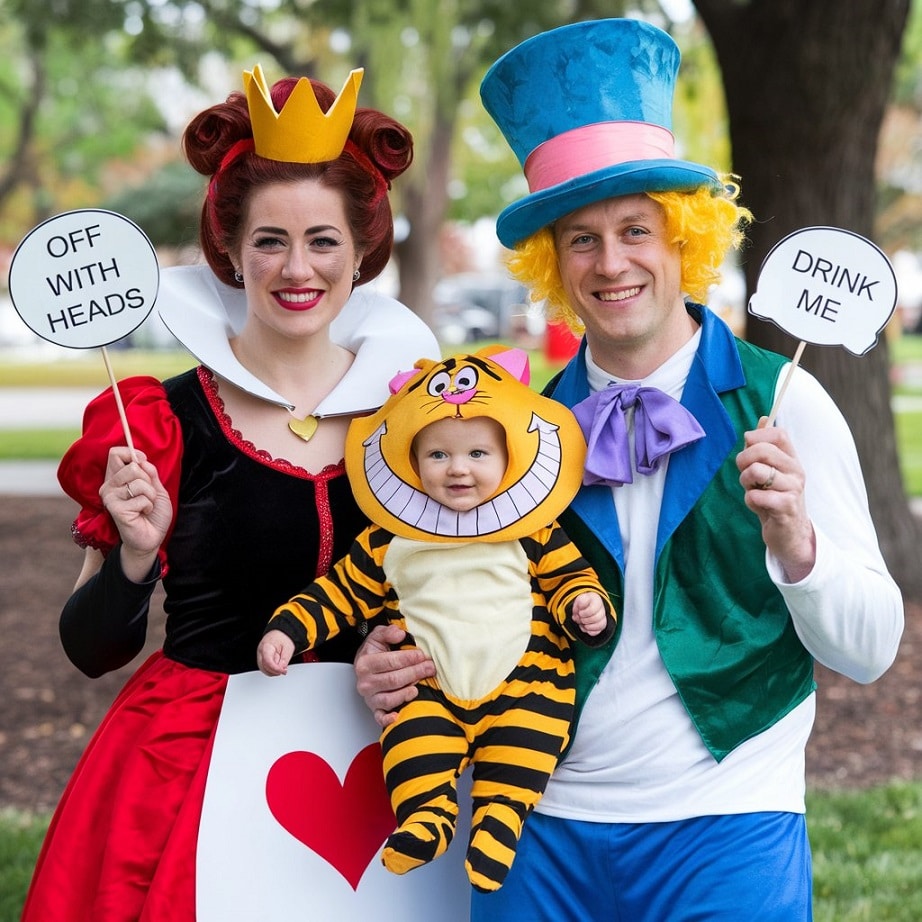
[524,121,676,194]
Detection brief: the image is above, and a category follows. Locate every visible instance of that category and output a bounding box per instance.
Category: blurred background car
[432,272,533,344]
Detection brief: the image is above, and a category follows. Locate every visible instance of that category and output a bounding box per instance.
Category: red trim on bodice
[198,366,342,582]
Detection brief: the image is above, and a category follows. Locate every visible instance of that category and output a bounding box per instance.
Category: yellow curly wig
[506,180,752,332]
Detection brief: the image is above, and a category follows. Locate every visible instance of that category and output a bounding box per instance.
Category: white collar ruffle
[157,265,440,416]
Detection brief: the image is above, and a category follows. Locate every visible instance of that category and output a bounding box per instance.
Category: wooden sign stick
[100,345,138,459]
[764,340,807,428]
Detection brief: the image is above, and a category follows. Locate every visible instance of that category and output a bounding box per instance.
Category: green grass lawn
[891,331,922,365]
[1,334,919,389]
[809,781,922,921]
[0,811,49,922]
[0,428,81,459]
[0,348,197,387]
[896,411,922,496]
[2,782,920,921]
[3,343,921,496]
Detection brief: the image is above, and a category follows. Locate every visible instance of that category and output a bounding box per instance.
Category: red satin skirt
[21,652,228,922]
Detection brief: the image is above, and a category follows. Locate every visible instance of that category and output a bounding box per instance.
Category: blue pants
[470,811,813,921]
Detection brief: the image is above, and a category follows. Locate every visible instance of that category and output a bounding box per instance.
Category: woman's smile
[274,287,324,311]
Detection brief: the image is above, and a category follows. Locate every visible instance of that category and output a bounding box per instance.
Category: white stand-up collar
[157,265,440,416]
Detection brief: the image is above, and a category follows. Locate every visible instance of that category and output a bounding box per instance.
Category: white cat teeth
[362,413,563,538]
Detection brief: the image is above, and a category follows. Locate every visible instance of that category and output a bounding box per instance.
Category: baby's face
[413,416,507,513]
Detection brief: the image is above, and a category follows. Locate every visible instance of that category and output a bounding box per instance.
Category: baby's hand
[572,592,609,637]
[257,629,296,676]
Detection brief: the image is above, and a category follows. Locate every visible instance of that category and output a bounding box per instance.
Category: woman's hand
[736,418,816,583]
[354,624,436,728]
[99,446,173,582]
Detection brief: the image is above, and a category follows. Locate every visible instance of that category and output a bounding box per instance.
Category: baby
[258,346,617,891]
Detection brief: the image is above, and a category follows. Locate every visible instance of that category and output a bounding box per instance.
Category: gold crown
[243,64,363,164]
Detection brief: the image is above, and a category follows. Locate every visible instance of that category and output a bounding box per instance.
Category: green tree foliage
[876,0,922,252]
[892,0,922,107]
[1,0,680,314]
[100,163,205,249]
[0,0,168,241]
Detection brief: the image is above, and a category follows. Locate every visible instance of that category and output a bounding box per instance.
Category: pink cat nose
[442,390,475,405]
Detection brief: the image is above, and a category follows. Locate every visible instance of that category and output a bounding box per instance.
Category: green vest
[559,338,816,761]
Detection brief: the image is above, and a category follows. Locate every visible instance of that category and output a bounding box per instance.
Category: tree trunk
[394,106,454,333]
[0,48,44,216]
[696,0,922,597]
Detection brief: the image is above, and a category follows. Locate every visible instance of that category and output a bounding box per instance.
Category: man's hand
[354,624,437,728]
[736,418,816,583]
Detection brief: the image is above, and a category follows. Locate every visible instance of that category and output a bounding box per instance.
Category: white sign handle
[100,346,138,459]
[764,340,807,428]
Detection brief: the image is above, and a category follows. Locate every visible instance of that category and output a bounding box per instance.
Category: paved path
[0,460,63,496]
[2,388,922,498]
[0,389,96,496]
[0,388,99,428]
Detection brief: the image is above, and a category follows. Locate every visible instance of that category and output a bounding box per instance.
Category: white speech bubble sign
[8,208,159,349]
[748,226,897,356]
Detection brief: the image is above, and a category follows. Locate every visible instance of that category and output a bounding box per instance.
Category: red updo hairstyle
[182,74,413,288]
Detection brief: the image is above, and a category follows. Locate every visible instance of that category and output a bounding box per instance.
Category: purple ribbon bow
[571,383,706,487]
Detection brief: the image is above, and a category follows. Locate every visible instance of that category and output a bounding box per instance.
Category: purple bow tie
[571,384,705,487]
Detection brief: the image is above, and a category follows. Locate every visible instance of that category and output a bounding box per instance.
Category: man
[357,18,903,920]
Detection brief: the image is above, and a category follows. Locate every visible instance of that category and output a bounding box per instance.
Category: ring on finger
[758,465,776,490]
[126,483,135,499]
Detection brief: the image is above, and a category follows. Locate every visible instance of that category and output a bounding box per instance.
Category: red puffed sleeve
[57,375,183,562]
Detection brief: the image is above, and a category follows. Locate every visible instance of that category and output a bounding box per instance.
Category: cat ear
[489,347,530,385]
[389,367,422,394]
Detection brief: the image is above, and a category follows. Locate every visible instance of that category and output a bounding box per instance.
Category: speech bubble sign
[748,226,897,356]
[8,208,159,349]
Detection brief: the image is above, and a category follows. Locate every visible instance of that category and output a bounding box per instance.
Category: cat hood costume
[345,345,587,542]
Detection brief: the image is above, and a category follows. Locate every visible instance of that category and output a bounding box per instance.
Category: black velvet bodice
[159,369,368,673]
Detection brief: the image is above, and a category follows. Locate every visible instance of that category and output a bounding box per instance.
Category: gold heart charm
[288,414,319,442]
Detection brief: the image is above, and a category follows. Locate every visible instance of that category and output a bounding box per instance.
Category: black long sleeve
[59,546,160,678]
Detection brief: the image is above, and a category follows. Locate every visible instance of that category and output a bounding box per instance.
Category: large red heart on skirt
[265,743,396,890]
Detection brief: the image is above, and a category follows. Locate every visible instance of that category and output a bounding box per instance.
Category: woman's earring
[352,268,361,282]
[234,270,243,284]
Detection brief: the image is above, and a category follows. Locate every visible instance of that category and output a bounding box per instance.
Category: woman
[21,65,438,921]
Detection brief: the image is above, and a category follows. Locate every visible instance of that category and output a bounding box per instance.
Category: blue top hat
[480,19,721,249]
